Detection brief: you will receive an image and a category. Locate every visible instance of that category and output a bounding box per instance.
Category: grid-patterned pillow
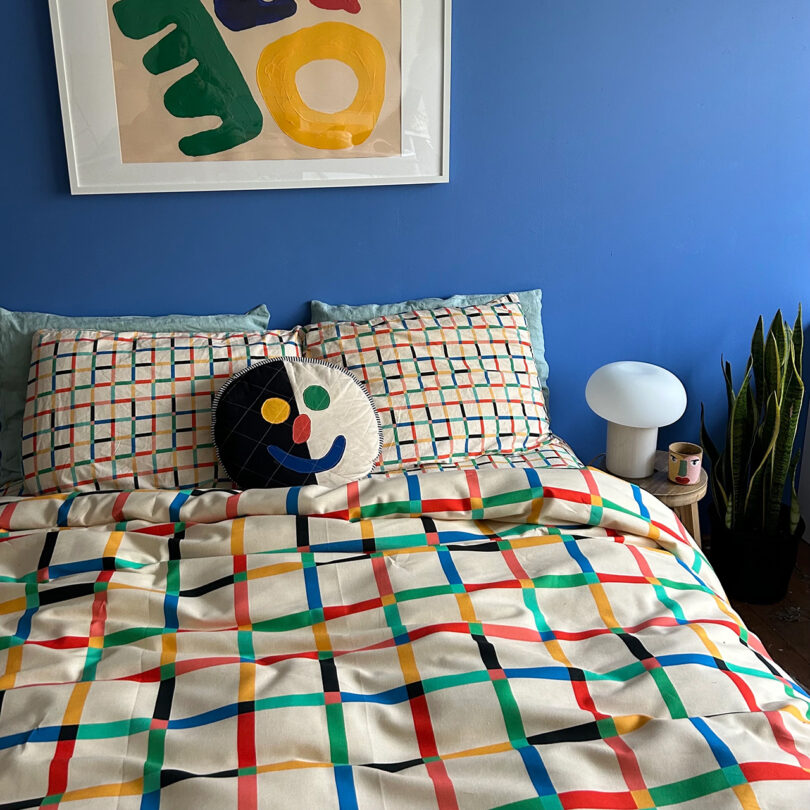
[372,439,583,476]
[303,296,551,473]
[22,329,302,494]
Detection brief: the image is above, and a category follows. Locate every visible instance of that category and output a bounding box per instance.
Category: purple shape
[214,0,297,31]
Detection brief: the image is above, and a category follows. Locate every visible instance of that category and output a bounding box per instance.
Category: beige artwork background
[107,0,401,163]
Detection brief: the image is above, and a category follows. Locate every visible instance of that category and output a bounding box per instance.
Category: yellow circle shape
[261,397,291,425]
[257,22,386,151]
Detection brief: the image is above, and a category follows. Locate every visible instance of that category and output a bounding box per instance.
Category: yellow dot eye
[261,397,291,424]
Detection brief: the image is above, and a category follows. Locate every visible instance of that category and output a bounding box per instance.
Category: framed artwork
[48,0,451,194]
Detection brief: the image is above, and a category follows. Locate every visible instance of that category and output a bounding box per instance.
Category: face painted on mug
[261,383,346,478]
[670,452,702,485]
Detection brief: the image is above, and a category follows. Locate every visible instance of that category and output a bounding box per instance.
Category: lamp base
[605,423,658,479]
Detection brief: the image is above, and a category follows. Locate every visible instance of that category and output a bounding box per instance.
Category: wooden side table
[603,450,708,548]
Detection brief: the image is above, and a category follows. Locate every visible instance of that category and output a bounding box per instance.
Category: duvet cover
[1,466,809,809]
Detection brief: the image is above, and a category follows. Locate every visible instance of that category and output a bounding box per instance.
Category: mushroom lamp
[586,361,687,478]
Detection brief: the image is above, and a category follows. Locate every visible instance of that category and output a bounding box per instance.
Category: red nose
[292,414,311,444]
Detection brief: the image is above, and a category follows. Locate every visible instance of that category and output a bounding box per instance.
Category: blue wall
[3,1,810,463]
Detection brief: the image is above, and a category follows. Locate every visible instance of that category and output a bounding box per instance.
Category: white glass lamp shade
[586,362,687,478]
[586,362,687,428]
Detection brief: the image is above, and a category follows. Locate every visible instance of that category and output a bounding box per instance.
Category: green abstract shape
[303,384,330,411]
[112,0,263,157]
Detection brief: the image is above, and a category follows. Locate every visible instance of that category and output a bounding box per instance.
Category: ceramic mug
[668,442,703,485]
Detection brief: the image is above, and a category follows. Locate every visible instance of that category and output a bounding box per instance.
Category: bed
[1,296,809,809]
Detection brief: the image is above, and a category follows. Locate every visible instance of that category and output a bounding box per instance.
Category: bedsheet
[1,467,809,809]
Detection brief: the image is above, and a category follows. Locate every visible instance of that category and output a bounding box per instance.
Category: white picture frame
[48,0,451,194]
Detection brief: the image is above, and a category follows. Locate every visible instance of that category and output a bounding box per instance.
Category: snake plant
[700,306,804,537]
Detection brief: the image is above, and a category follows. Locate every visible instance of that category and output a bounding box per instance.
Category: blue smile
[267,435,346,475]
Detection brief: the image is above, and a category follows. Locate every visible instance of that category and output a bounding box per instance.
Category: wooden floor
[730,541,810,688]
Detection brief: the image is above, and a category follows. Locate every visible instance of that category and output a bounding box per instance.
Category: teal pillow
[310,290,550,394]
[0,304,270,486]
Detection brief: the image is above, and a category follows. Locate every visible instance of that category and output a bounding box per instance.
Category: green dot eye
[303,384,330,411]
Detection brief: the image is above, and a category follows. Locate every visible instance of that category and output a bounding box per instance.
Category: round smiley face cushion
[212,358,382,489]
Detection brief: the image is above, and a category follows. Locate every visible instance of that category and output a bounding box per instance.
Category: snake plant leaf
[745,382,757,473]
[700,404,720,467]
[744,391,780,526]
[712,473,730,524]
[728,366,754,526]
[792,304,804,375]
[722,359,739,483]
[751,315,766,415]
[789,450,802,535]
[724,492,734,530]
[701,403,728,515]
[767,348,805,534]
[720,358,736,491]
[763,329,782,407]
[768,310,788,371]
[751,333,781,469]
[722,358,735,411]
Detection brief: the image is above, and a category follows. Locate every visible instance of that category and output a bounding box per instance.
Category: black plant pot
[708,509,804,604]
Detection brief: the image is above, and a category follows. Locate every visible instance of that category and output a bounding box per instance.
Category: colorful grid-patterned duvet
[1,467,809,808]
